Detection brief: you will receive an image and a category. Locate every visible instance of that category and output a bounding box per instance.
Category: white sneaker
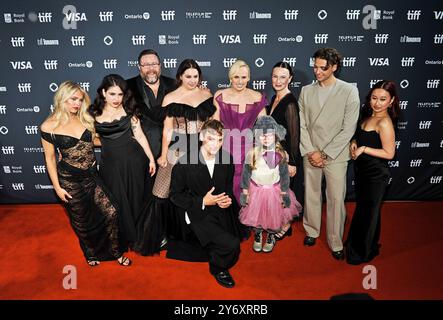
[262,233,276,253]
[253,230,263,252]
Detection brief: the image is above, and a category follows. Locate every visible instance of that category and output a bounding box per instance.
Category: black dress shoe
[213,271,235,288]
[303,236,316,246]
[332,250,345,260]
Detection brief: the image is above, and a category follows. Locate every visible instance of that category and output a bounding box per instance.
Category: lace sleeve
[285,101,301,166]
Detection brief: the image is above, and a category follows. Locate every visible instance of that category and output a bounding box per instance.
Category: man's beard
[143,73,159,84]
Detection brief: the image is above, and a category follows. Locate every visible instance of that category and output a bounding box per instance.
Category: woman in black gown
[266,62,302,240]
[345,80,399,265]
[40,81,130,266]
[89,74,156,255]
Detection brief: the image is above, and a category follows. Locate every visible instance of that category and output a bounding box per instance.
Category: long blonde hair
[46,81,94,133]
[247,142,287,170]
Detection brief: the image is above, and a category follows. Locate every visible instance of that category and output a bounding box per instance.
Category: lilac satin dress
[215,93,267,203]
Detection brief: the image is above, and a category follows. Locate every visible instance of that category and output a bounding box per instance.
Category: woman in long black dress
[40,81,130,266]
[89,74,156,254]
[345,80,399,265]
[266,61,302,240]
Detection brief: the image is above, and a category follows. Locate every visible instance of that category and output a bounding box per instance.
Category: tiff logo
[79,82,90,92]
[284,10,299,20]
[399,101,408,110]
[410,159,422,167]
[103,59,117,69]
[395,141,401,149]
[346,10,360,20]
[193,34,207,45]
[427,80,440,89]
[44,60,58,70]
[342,57,357,67]
[161,10,175,21]
[223,10,237,20]
[2,146,14,154]
[33,165,46,173]
[253,34,267,44]
[369,79,383,87]
[223,58,237,68]
[401,57,415,67]
[430,176,442,184]
[283,57,297,67]
[374,34,389,44]
[419,121,432,129]
[12,183,24,191]
[25,125,39,134]
[434,34,443,44]
[99,11,113,22]
[407,10,421,20]
[11,37,25,47]
[435,11,443,20]
[132,35,146,45]
[252,80,266,90]
[0,105,6,114]
[71,36,85,46]
[163,58,177,68]
[314,34,328,44]
[38,12,52,22]
[18,83,31,92]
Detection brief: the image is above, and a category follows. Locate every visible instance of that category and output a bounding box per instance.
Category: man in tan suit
[299,48,360,260]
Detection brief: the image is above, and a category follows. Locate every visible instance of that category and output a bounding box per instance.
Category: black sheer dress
[41,129,122,262]
[95,115,151,252]
[345,127,391,265]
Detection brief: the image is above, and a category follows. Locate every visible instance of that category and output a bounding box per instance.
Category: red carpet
[1,201,442,300]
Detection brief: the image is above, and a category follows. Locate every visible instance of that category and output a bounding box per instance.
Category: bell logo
[219,35,241,44]
[10,61,33,70]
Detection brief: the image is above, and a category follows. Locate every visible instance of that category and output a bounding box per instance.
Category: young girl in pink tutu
[239,116,302,253]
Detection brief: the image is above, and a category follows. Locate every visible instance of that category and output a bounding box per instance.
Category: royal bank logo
[426,80,440,89]
[249,11,271,19]
[373,9,395,20]
[4,13,25,23]
[401,57,415,67]
[44,60,58,70]
[3,166,11,174]
[342,57,357,67]
[223,10,237,20]
[346,10,360,20]
[33,165,46,173]
[163,58,177,68]
[186,12,212,19]
[99,11,113,22]
[192,34,207,45]
[18,83,31,92]
[252,80,266,90]
[338,35,364,42]
[283,57,297,67]
[397,121,407,130]
[11,37,25,47]
[132,35,146,45]
[400,35,421,43]
[219,35,241,44]
[161,10,175,21]
[368,57,389,66]
[3,165,22,174]
[12,183,25,191]
[103,59,117,69]
[10,61,33,70]
[159,35,180,45]
[223,58,237,68]
[314,34,328,44]
[407,10,421,20]
[284,9,299,20]
[71,36,86,46]
[434,34,443,44]
[374,34,389,44]
[253,34,267,44]
[2,146,14,154]
[37,38,59,46]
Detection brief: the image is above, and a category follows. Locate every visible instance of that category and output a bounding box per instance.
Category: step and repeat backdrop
[0,0,442,203]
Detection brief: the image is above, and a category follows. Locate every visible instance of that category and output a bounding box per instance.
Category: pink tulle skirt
[239,181,302,232]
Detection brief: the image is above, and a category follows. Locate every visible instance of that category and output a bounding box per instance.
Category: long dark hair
[176,59,202,86]
[360,80,400,125]
[89,74,138,117]
[272,61,294,79]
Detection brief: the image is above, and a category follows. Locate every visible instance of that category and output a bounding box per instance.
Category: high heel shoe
[275,225,292,241]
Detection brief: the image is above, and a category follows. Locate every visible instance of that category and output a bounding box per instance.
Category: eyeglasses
[139,62,160,68]
[313,65,330,71]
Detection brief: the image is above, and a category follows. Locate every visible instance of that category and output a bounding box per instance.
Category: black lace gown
[41,129,122,262]
[345,127,391,265]
[95,115,151,252]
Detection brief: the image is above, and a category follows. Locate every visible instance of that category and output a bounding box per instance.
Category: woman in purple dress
[213,60,267,204]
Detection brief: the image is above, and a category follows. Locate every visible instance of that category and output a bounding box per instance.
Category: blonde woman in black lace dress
[40,81,131,267]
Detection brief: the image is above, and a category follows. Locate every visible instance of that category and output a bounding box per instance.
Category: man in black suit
[169,120,241,288]
[126,49,177,159]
